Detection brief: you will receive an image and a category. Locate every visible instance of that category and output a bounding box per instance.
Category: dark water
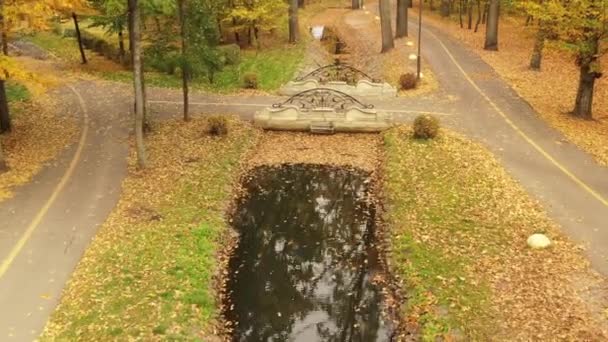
[225,165,392,342]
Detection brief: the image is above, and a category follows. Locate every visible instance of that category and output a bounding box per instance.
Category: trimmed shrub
[413,114,440,139]
[243,72,259,89]
[399,73,417,90]
[218,44,241,65]
[206,116,229,136]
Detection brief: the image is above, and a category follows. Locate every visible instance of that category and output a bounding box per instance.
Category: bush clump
[243,72,259,89]
[413,114,440,139]
[399,73,418,90]
[206,116,229,136]
[218,44,241,65]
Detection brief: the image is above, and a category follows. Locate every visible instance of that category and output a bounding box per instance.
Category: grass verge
[41,117,259,340]
[26,31,304,93]
[383,126,607,340]
[6,81,31,103]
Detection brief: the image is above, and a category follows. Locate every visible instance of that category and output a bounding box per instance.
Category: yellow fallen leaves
[248,131,381,172]
[423,10,608,166]
[0,96,77,202]
[42,117,259,341]
[383,126,608,340]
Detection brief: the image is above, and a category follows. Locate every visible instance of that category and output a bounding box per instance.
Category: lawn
[41,118,259,340]
[383,126,606,340]
[26,30,305,93]
[99,44,305,92]
[6,81,31,103]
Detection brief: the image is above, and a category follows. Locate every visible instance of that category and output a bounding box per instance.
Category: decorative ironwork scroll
[273,88,375,112]
[295,60,381,85]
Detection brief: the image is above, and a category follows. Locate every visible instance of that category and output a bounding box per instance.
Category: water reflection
[225,165,391,342]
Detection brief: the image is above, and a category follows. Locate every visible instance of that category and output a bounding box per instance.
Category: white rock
[527,233,551,249]
[406,41,414,46]
[409,53,418,60]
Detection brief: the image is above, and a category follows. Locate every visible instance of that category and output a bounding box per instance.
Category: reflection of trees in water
[226,165,389,342]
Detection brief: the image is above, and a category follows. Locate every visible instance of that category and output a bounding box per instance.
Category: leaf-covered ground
[317,2,438,96]
[383,127,608,340]
[0,95,76,202]
[421,10,608,166]
[41,118,259,341]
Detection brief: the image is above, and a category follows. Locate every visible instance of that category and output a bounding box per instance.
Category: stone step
[310,121,335,135]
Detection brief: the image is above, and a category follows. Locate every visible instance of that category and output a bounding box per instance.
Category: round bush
[413,115,440,139]
[243,72,259,89]
[218,44,241,66]
[206,116,228,136]
[399,73,417,90]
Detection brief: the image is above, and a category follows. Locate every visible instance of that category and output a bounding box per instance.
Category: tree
[440,0,450,17]
[521,0,607,119]
[89,0,128,65]
[1,0,89,132]
[396,0,408,38]
[0,0,9,134]
[128,0,147,168]
[225,0,287,48]
[0,134,6,172]
[0,0,6,55]
[352,0,360,10]
[72,12,88,64]
[483,0,499,50]
[379,0,393,52]
[177,0,189,121]
[288,0,299,43]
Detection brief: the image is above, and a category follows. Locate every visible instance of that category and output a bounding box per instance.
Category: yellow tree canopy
[4,0,92,33]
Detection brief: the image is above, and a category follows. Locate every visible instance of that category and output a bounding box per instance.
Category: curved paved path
[1,6,608,341]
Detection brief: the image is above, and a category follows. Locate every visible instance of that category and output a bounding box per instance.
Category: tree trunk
[352,0,360,10]
[298,0,305,8]
[0,0,10,134]
[0,0,8,56]
[572,36,600,120]
[288,0,299,43]
[529,23,546,70]
[430,0,435,11]
[72,13,87,64]
[474,0,481,32]
[440,0,450,17]
[0,136,6,172]
[482,1,488,24]
[178,0,189,121]
[0,80,9,133]
[484,0,499,50]
[379,0,394,52]
[129,0,147,168]
[118,28,126,65]
[396,0,408,38]
[467,0,473,29]
[572,66,596,120]
[459,0,463,28]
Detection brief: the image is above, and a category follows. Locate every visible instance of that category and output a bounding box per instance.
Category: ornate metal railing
[295,60,381,85]
[273,88,374,112]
